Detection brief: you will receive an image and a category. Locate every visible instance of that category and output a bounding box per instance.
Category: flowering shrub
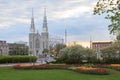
[13,64,73,69]
[75,67,109,75]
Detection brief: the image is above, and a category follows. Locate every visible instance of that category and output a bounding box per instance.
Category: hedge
[0,56,37,63]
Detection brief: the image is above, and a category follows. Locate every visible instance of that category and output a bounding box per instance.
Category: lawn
[0,67,120,80]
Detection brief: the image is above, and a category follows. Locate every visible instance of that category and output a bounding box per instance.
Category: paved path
[0,63,42,67]
[0,56,55,67]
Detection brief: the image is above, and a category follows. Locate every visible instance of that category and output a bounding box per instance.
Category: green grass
[0,67,120,80]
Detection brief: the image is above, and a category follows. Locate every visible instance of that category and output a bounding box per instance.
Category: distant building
[29,9,49,57]
[0,40,9,55]
[92,41,112,59]
[15,41,28,46]
[92,41,112,50]
[8,43,28,55]
[66,41,90,48]
[61,40,113,59]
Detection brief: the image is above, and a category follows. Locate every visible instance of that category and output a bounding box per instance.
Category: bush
[103,58,120,64]
[56,45,96,64]
[100,42,120,64]
[0,56,37,63]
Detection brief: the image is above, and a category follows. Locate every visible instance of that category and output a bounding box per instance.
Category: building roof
[92,41,112,44]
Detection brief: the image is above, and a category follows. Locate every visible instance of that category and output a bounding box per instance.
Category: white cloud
[0,0,97,28]
[0,21,14,28]
[49,0,97,20]
[0,0,34,28]
[0,0,112,43]
[52,6,91,19]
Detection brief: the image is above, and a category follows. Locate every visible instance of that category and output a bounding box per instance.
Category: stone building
[0,40,9,55]
[29,9,49,57]
[8,43,28,55]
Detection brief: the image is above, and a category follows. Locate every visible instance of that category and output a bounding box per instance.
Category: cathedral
[29,9,49,57]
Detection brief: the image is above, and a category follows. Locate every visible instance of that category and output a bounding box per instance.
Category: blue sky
[0,0,115,43]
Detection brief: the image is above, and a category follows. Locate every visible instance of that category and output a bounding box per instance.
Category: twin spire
[30,8,35,33]
[30,8,48,33]
[43,8,48,32]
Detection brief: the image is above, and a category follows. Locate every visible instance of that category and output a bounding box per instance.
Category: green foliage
[54,43,66,55]
[49,48,55,54]
[42,48,49,54]
[0,56,37,63]
[117,34,120,40]
[100,42,120,63]
[56,45,96,64]
[94,0,120,38]
[10,46,28,55]
[104,58,120,64]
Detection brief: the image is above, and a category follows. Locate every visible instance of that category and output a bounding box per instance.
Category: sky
[0,0,115,43]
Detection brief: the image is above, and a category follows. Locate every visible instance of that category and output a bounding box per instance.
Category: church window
[36,39,39,48]
[30,42,32,48]
[43,42,44,48]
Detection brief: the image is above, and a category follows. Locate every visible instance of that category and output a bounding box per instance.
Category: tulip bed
[13,64,74,69]
[13,64,110,75]
[110,64,120,71]
[74,67,109,75]
[96,64,120,71]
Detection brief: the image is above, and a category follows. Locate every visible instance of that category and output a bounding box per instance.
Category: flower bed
[13,64,110,75]
[13,64,73,70]
[75,67,109,75]
[96,64,120,71]
[110,64,120,71]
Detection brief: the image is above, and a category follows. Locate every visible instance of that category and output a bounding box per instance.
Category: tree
[56,45,95,64]
[9,46,28,55]
[117,33,120,40]
[84,48,96,63]
[94,0,120,40]
[100,42,120,63]
[49,48,55,54]
[54,43,66,55]
[42,48,49,54]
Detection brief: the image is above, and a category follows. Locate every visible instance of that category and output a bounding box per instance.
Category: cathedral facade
[29,9,49,57]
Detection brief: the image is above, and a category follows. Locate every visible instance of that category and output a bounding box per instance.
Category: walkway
[0,63,41,67]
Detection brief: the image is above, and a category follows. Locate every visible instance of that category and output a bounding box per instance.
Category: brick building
[92,41,112,59]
